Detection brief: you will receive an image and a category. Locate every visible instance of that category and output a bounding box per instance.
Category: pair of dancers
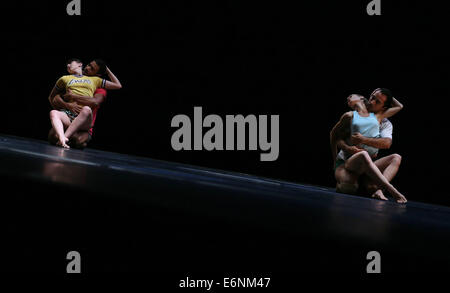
[48,59,122,148]
[331,89,407,203]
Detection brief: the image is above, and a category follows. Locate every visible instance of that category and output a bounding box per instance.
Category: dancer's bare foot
[394,193,407,204]
[385,183,407,204]
[371,190,388,201]
[56,136,70,149]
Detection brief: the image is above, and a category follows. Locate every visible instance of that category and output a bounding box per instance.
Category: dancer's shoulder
[340,111,353,121]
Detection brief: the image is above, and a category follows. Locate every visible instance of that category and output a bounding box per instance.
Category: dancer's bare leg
[361,154,402,201]
[345,151,407,203]
[49,128,90,149]
[64,106,93,140]
[49,110,71,148]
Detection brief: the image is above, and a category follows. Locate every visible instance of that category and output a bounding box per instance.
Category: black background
[1,0,449,206]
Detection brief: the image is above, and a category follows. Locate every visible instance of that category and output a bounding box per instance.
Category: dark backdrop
[2,1,449,206]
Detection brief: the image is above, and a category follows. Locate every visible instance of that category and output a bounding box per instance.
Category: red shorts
[89,88,108,136]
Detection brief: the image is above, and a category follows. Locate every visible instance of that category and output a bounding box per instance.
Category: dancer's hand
[63,89,74,102]
[67,102,82,115]
[345,145,365,156]
[351,132,366,145]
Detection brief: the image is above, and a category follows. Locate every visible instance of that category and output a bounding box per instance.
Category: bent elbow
[330,131,335,142]
[112,82,122,90]
[384,140,393,149]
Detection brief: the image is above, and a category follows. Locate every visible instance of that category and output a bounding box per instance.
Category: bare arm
[48,86,82,114]
[377,97,403,121]
[48,86,62,109]
[63,90,105,109]
[103,67,122,90]
[336,138,362,153]
[351,133,392,149]
[53,94,83,114]
[330,112,353,164]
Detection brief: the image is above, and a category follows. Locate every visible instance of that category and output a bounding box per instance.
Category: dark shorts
[334,159,345,171]
[61,110,78,122]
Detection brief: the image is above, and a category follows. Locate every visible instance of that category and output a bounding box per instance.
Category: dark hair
[372,88,393,108]
[66,58,82,65]
[93,59,107,76]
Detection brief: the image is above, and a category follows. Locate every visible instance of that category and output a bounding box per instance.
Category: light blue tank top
[351,111,380,156]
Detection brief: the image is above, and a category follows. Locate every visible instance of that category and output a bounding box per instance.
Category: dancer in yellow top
[48,58,122,148]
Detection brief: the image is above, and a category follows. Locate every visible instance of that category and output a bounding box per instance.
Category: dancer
[48,58,122,148]
[330,88,407,203]
[48,59,109,148]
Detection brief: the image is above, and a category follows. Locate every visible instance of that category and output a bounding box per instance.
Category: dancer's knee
[353,150,372,164]
[391,153,402,165]
[358,150,371,160]
[80,106,92,117]
[49,110,59,120]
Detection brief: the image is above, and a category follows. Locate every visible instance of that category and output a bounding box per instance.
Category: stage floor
[1,134,450,272]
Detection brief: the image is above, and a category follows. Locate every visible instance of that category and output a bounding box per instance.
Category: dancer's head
[367,88,393,113]
[66,58,83,75]
[83,59,107,76]
[347,94,364,110]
